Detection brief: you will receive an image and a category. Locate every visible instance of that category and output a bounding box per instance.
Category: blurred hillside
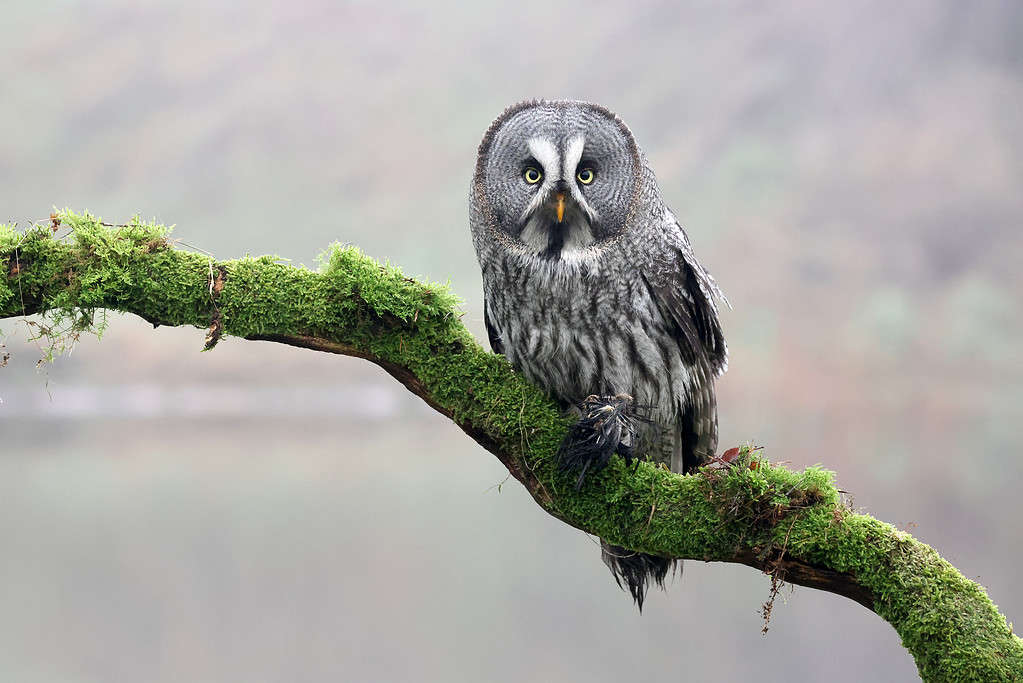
[2,1,1021,681]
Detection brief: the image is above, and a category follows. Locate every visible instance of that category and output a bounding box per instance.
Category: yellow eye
[524,167,543,184]
[577,168,595,184]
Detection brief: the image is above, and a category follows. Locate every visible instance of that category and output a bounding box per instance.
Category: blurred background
[2,1,1021,680]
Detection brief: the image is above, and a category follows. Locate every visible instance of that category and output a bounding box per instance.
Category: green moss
[319,244,461,321]
[2,211,1020,681]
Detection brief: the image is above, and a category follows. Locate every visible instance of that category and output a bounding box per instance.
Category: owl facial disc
[473,100,642,259]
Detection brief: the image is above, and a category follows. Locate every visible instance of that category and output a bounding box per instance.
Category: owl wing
[640,223,727,374]
[483,296,505,355]
[640,216,728,470]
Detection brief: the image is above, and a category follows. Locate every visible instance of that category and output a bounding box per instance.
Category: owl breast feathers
[470,99,727,474]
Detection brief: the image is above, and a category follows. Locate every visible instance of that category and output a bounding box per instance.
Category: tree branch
[2,212,1020,681]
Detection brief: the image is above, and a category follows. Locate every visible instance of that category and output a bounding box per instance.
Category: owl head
[472,100,643,259]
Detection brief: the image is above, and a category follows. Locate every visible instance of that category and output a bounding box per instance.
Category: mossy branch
[2,211,1020,681]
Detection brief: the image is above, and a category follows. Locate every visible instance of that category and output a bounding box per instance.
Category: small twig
[203,262,227,351]
[14,245,25,319]
[484,472,512,494]
[644,481,658,533]
[761,516,799,635]
[171,237,215,257]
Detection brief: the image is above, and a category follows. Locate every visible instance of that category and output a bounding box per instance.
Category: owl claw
[558,394,639,489]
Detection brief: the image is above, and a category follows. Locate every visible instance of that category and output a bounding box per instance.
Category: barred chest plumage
[482,248,697,464]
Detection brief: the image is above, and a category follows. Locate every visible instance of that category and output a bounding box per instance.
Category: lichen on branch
[2,211,1020,681]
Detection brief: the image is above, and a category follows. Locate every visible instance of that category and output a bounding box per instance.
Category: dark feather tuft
[601,542,677,612]
[558,394,642,489]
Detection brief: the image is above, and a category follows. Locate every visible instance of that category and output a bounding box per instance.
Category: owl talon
[558,394,638,489]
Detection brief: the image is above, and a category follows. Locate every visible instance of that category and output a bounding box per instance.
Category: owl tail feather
[600,541,677,612]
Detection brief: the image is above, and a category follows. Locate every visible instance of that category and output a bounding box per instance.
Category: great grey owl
[469,100,728,609]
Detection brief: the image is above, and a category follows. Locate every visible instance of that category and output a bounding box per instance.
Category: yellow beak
[555,192,565,223]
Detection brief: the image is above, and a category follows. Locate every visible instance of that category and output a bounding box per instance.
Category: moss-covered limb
[2,213,1020,681]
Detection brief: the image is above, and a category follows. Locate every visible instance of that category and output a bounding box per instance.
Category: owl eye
[577,168,595,185]
[523,167,543,184]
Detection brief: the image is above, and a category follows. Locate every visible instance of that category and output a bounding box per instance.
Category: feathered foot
[558,394,639,489]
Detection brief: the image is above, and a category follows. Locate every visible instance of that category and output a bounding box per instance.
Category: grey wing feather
[641,220,728,374]
[641,219,728,471]
[484,296,505,355]
[677,369,719,473]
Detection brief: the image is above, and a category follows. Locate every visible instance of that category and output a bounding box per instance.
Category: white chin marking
[561,218,595,254]
[518,214,595,257]
[519,214,550,252]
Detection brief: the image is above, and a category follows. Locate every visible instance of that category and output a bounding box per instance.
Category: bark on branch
[2,212,1020,681]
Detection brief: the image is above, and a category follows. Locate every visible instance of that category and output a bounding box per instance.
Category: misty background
[2,1,1021,681]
